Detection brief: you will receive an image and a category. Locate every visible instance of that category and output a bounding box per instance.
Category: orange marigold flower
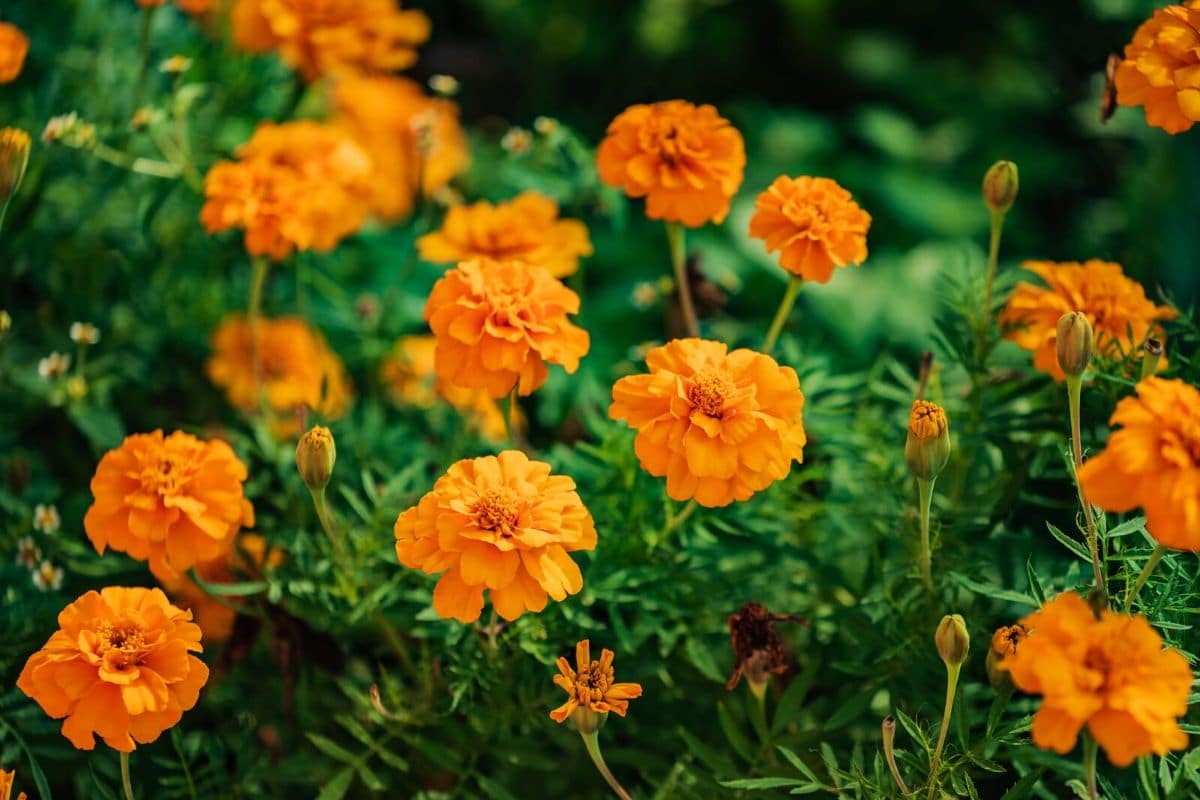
[999,591,1191,766]
[748,176,871,283]
[380,335,510,440]
[332,75,468,222]
[0,22,28,84]
[425,258,590,398]
[159,534,280,642]
[1114,3,1200,133]
[998,260,1175,381]
[416,192,592,278]
[84,431,254,580]
[200,120,373,260]
[550,640,642,724]
[232,0,430,82]
[206,315,352,433]
[138,0,213,13]
[1077,377,1200,551]
[0,768,26,800]
[597,100,745,228]
[609,338,806,507]
[394,450,596,623]
[17,587,210,752]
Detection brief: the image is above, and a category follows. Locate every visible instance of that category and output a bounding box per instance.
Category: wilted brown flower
[726,602,804,692]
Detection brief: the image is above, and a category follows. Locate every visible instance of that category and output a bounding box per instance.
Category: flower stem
[982,210,1004,325]
[1082,733,1099,800]
[917,477,935,593]
[309,487,358,603]
[581,731,633,800]
[762,276,802,356]
[665,221,698,338]
[1125,544,1167,612]
[502,386,519,448]
[120,751,135,800]
[248,256,270,410]
[926,663,960,800]
[1067,375,1104,589]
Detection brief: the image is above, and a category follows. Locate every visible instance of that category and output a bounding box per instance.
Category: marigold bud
[1055,312,1093,378]
[0,126,31,206]
[982,160,1018,215]
[985,624,1026,691]
[935,614,970,669]
[1141,337,1164,380]
[905,400,951,481]
[296,425,336,491]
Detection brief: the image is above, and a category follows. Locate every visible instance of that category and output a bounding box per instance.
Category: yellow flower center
[473,487,522,536]
[909,400,947,440]
[688,370,735,417]
[141,456,188,497]
[572,658,614,705]
[96,622,148,667]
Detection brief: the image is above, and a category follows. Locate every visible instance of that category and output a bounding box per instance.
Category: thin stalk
[0,200,10,236]
[581,731,633,800]
[981,210,1004,327]
[248,256,270,408]
[1125,544,1167,612]
[90,143,181,179]
[665,221,698,338]
[1067,376,1104,588]
[762,276,802,356]
[1083,733,1099,800]
[373,611,417,676]
[309,487,358,603]
[917,477,935,593]
[132,6,158,113]
[120,751,135,800]
[882,717,910,795]
[926,663,961,800]
[660,498,698,542]
[502,386,519,448]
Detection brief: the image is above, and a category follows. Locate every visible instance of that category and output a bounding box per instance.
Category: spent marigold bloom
[748,176,871,283]
[332,75,468,222]
[609,338,806,507]
[206,315,352,434]
[1,768,27,800]
[394,450,596,623]
[416,192,593,278]
[232,0,430,81]
[83,430,255,580]
[597,100,745,228]
[17,587,209,751]
[1077,377,1200,551]
[1114,3,1200,133]
[0,22,28,83]
[999,591,1191,766]
[200,121,373,260]
[425,258,590,398]
[726,602,803,693]
[158,534,278,642]
[550,640,643,728]
[999,260,1176,381]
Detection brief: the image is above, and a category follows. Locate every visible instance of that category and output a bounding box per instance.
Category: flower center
[473,487,522,536]
[140,456,187,497]
[96,621,148,668]
[688,370,735,417]
[574,659,614,704]
[909,401,947,440]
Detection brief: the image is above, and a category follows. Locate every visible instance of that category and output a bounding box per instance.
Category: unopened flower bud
[982,160,1018,215]
[0,126,30,205]
[905,400,951,482]
[296,425,336,491]
[1055,312,1093,378]
[1141,337,1164,379]
[935,614,970,669]
[985,624,1026,691]
[0,309,11,335]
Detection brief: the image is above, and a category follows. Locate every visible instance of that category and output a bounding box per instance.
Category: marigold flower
[986,623,1027,689]
[394,450,596,623]
[999,260,1176,381]
[597,100,746,227]
[416,192,592,278]
[206,315,352,433]
[232,0,430,81]
[550,640,642,726]
[158,534,278,642]
[1,768,27,800]
[0,127,31,204]
[1077,377,1200,551]
[0,22,28,83]
[1114,3,1200,133]
[18,587,209,751]
[332,75,468,222]
[200,121,373,260]
[748,176,871,283]
[83,430,255,580]
[999,591,1191,766]
[609,338,806,507]
[425,258,589,398]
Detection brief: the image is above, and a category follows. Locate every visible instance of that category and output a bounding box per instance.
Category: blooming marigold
[206,315,352,433]
[999,591,1191,766]
[596,100,745,228]
[0,768,27,800]
[1114,3,1200,133]
[17,587,209,752]
[425,258,589,398]
[748,176,871,283]
[416,192,592,278]
[138,0,214,14]
[232,0,430,81]
[999,260,1175,381]
[200,120,373,260]
[159,534,279,642]
[394,450,596,623]
[550,640,642,725]
[609,338,806,507]
[0,22,28,84]
[1077,377,1200,551]
[332,75,468,222]
[84,431,255,580]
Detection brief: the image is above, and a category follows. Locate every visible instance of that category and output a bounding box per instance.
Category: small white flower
[501,127,532,156]
[428,74,460,97]
[15,536,41,569]
[631,282,660,310]
[37,352,71,380]
[32,560,64,591]
[534,116,559,136]
[69,321,100,344]
[33,504,60,534]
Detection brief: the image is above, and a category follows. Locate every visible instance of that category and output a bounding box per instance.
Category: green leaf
[68,404,125,451]
[1046,522,1091,562]
[684,636,726,684]
[306,733,357,763]
[718,777,803,790]
[315,767,355,800]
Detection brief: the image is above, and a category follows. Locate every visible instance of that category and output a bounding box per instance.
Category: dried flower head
[0,22,28,83]
[748,176,871,283]
[33,504,60,534]
[1114,3,1200,133]
[726,602,803,692]
[550,640,642,730]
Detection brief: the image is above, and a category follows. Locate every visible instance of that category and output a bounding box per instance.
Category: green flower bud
[905,400,951,482]
[1056,312,1094,378]
[296,425,336,491]
[935,614,970,669]
[982,160,1018,215]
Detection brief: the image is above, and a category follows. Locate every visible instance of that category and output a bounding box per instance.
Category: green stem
[665,221,698,338]
[917,477,935,593]
[581,731,633,800]
[1067,376,1104,589]
[248,256,270,409]
[927,663,960,800]
[132,6,158,113]
[659,498,698,547]
[982,210,1004,325]
[373,611,417,676]
[309,487,358,603]
[120,751,135,800]
[1125,544,1167,612]
[90,143,182,179]
[762,276,802,356]
[1083,733,1099,800]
